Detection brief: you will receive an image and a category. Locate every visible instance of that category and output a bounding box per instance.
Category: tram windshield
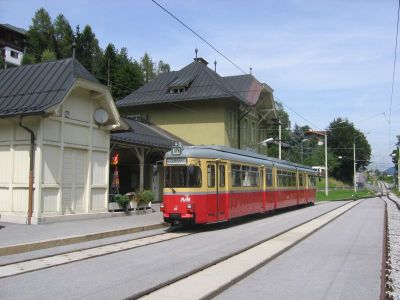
[165,166,202,188]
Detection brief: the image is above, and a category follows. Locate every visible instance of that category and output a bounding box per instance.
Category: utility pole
[397,145,400,192]
[353,139,357,196]
[279,118,282,160]
[107,59,110,88]
[325,133,328,196]
[301,138,308,162]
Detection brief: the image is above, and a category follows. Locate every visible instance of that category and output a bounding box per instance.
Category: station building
[0,58,122,224]
[117,57,278,155]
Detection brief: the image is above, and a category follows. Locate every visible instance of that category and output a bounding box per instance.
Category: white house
[0,58,123,224]
[0,24,26,67]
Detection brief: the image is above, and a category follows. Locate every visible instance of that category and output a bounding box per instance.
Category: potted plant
[135,190,154,212]
[114,194,131,213]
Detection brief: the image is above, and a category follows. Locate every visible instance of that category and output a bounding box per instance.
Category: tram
[161,144,317,225]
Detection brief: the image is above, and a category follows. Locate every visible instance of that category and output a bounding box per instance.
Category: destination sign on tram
[166,158,187,165]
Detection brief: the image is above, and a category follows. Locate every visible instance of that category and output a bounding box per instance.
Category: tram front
[161,144,203,226]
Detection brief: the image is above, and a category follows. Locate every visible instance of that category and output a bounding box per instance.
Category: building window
[169,86,187,94]
[251,121,256,142]
[229,111,237,137]
[10,50,18,59]
[243,119,248,141]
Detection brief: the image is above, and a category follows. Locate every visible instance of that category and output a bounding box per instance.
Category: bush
[114,194,130,208]
[135,190,154,205]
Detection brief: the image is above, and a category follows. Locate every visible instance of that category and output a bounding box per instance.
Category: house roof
[223,74,263,106]
[111,117,186,149]
[116,58,259,108]
[0,24,27,36]
[304,130,326,137]
[0,58,99,118]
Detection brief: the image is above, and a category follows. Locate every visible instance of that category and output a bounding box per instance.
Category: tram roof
[165,145,315,173]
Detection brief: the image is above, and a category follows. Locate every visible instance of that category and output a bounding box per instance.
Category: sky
[1,0,399,170]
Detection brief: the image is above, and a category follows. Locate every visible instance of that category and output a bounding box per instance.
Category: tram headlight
[160,202,164,209]
[187,203,192,209]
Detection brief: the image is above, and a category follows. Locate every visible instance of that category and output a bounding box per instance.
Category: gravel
[386,194,400,300]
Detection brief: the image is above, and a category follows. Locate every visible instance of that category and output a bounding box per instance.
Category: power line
[152,0,332,137]
[151,0,247,74]
[388,0,400,146]
[275,97,320,129]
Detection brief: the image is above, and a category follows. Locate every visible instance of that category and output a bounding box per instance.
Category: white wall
[40,87,110,220]
[0,86,112,224]
[0,117,39,223]
[3,46,23,66]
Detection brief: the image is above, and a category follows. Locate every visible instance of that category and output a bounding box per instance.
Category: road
[0,198,385,299]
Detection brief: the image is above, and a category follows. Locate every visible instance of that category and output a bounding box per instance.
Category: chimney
[193,57,208,65]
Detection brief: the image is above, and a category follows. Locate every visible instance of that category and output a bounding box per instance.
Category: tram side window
[277,170,283,187]
[278,170,297,187]
[208,165,215,188]
[309,175,317,187]
[165,166,202,188]
[266,168,273,187]
[232,164,241,187]
[290,172,296,187]
[219,165,225,187]
[242,165,251,186]
[299,173,304,187]
[250,167,259,187]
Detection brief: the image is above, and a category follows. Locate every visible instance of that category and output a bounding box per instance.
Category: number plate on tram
[166,158,187,165]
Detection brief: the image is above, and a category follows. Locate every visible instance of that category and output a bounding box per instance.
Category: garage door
[62,148,88,214]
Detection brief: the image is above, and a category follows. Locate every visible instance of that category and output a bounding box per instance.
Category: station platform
[0,204,164,256]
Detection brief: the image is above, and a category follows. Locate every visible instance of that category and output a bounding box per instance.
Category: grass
[315,177,376,201]
[316,177,350,189]
[316,189,375,201]
[392,189,400,197]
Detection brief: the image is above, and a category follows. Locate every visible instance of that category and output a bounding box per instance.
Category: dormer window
[170,86,186,94]
[168,73,196,94]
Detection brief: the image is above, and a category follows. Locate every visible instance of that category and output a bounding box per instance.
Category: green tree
[21,53,36,65]
[157,60,170,74]
[112,47,144,99]
[26,8,55,62]
[327,118,371,182]
[41,49,56,62]
[140,52,156,83]
[267,101,291,159]
[75,25,101,73]
[53,14,74,58]
[285,124,311,163]
[0,55,5,69]
[100,43,118,88]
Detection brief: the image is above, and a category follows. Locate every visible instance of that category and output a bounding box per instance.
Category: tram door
[206,162,227,223]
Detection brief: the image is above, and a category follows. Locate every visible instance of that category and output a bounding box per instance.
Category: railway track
[130,200,362,299]
[2,198,381,300]
[378,181,400,299]
[0,229,193,279]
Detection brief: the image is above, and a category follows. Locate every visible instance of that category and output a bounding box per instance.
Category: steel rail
[129,200,361,299]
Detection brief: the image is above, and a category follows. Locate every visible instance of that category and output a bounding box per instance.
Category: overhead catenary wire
[151,0,247,75]
[388,0,400,146]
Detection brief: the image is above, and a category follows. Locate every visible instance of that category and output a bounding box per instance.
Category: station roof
[111,117,190,149]
[116,57,271,109]
[0,58,99,118]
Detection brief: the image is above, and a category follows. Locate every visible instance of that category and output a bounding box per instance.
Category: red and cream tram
[161,145,317,225]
